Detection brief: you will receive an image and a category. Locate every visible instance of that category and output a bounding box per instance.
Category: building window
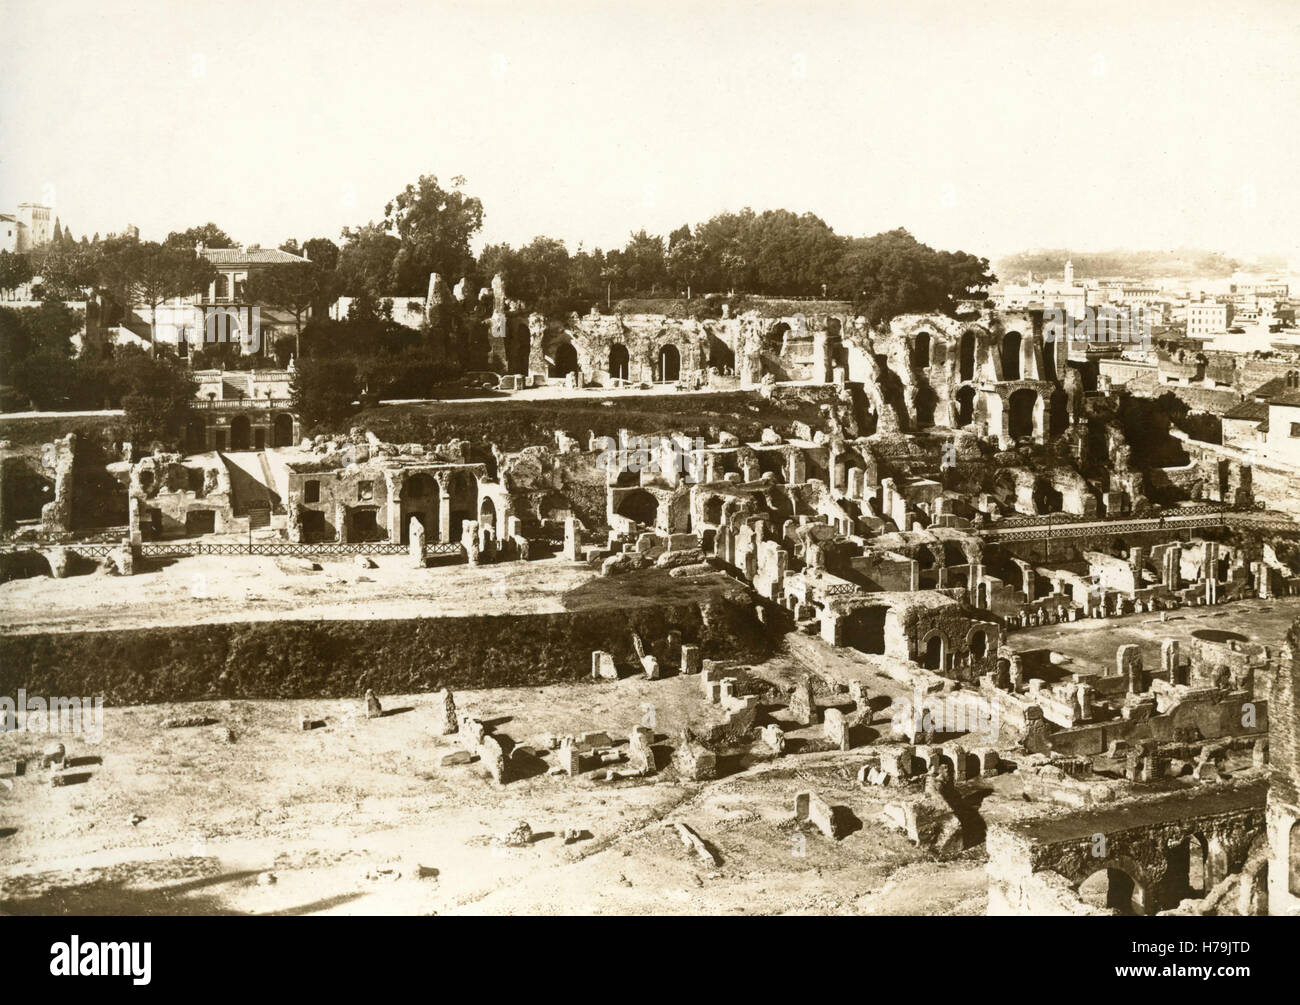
[304,480,320,503]
[1289,423,1300,439]
[358,481,373,501]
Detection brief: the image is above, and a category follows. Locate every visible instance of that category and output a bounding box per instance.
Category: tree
[667,236,706,298]
[620,230,667,294]
[114,242,217,352]
[0,302,84,410]
[383,174,485,292]
[302,237,340,273]
[833,228,993,325]
[337,223,401,298]
[164,223,236,251]
[291,356,358,430]
[114,348,196,447]
[29,242,98,301]
[0,251,33,297]
[243,261,336,361]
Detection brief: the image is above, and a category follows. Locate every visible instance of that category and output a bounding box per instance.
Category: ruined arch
[959,330,976,382]
[921,629,947,671]
[1002,331,1023,380]
[609,343,629,382]
[272,412,294,448]
[1008,388,1038,440]
[956,385,976,427]
[446,470,477,540]
[1032,478,1063,515]
[616,488,658,527]
[702,495,723,525]
[1049,388,1069,438]
[1076,859,1152,916]
[400,473,439,543]
[479,495,497,534]
[657,344,681,383]
[911,331,932,369]
[915,385,937,427]
[550,340,578,378]
[968,627,988,660]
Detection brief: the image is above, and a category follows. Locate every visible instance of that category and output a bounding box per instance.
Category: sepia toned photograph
[0,0,1297,954]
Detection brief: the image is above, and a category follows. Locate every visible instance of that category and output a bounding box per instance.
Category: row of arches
[548,341,682,383]
[185,413,295,453]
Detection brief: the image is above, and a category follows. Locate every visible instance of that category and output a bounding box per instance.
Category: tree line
[1,172,996,437]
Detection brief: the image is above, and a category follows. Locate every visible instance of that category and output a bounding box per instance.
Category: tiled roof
[1248,376,1288,399]
[202,247,309,266]
[1223,400,1268,422]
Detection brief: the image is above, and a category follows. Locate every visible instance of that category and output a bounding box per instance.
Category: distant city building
[1187,299,1232,339]
[130,244,313,359]
[0,201,54,253]
[994,259,1093,317]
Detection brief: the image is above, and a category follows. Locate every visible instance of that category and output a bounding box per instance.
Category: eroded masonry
[2,279,1299,916]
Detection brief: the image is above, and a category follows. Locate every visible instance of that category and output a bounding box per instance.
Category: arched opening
[969,629,988,660]
[400,473,438,544]
[479,496,497,535]
[764,322,790,356]
[1033,479,1063,515]
[956,385,976,427]
[549,341,578,379]
[845,607,888,655]
[911,331,931,369]
[922,631,946,671]
[1008,388,1037,440]
[616,488,658,528]
[1002,331,1022,380]
[1049,388,1069,438]
[764,486,794,521]
[609,343,629,382]
[959,330,976,381]
[272,413,294,448]
[1041,336,1057,381]
[446,470,477,541]
[657,344,681,383]
[185,417,207,453]
[915,386,937,427]
[230,415,251,451]
[703,496,723,525]
[1077,864,1150,916]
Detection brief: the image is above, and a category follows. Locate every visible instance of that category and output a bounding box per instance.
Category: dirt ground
[0,555,697,634]
[0,636,1006,916]
[1007,597,1300,674]
[2,599,1290,916]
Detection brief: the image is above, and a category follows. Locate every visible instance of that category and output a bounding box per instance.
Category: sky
[2,0,1298,264]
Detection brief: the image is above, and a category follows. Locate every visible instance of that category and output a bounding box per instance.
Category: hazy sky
[3,0,1297,263]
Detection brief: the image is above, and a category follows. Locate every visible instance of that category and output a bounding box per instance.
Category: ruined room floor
[0,555,706,634]
[1006,597,1300,675]
[0,652,997,916]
